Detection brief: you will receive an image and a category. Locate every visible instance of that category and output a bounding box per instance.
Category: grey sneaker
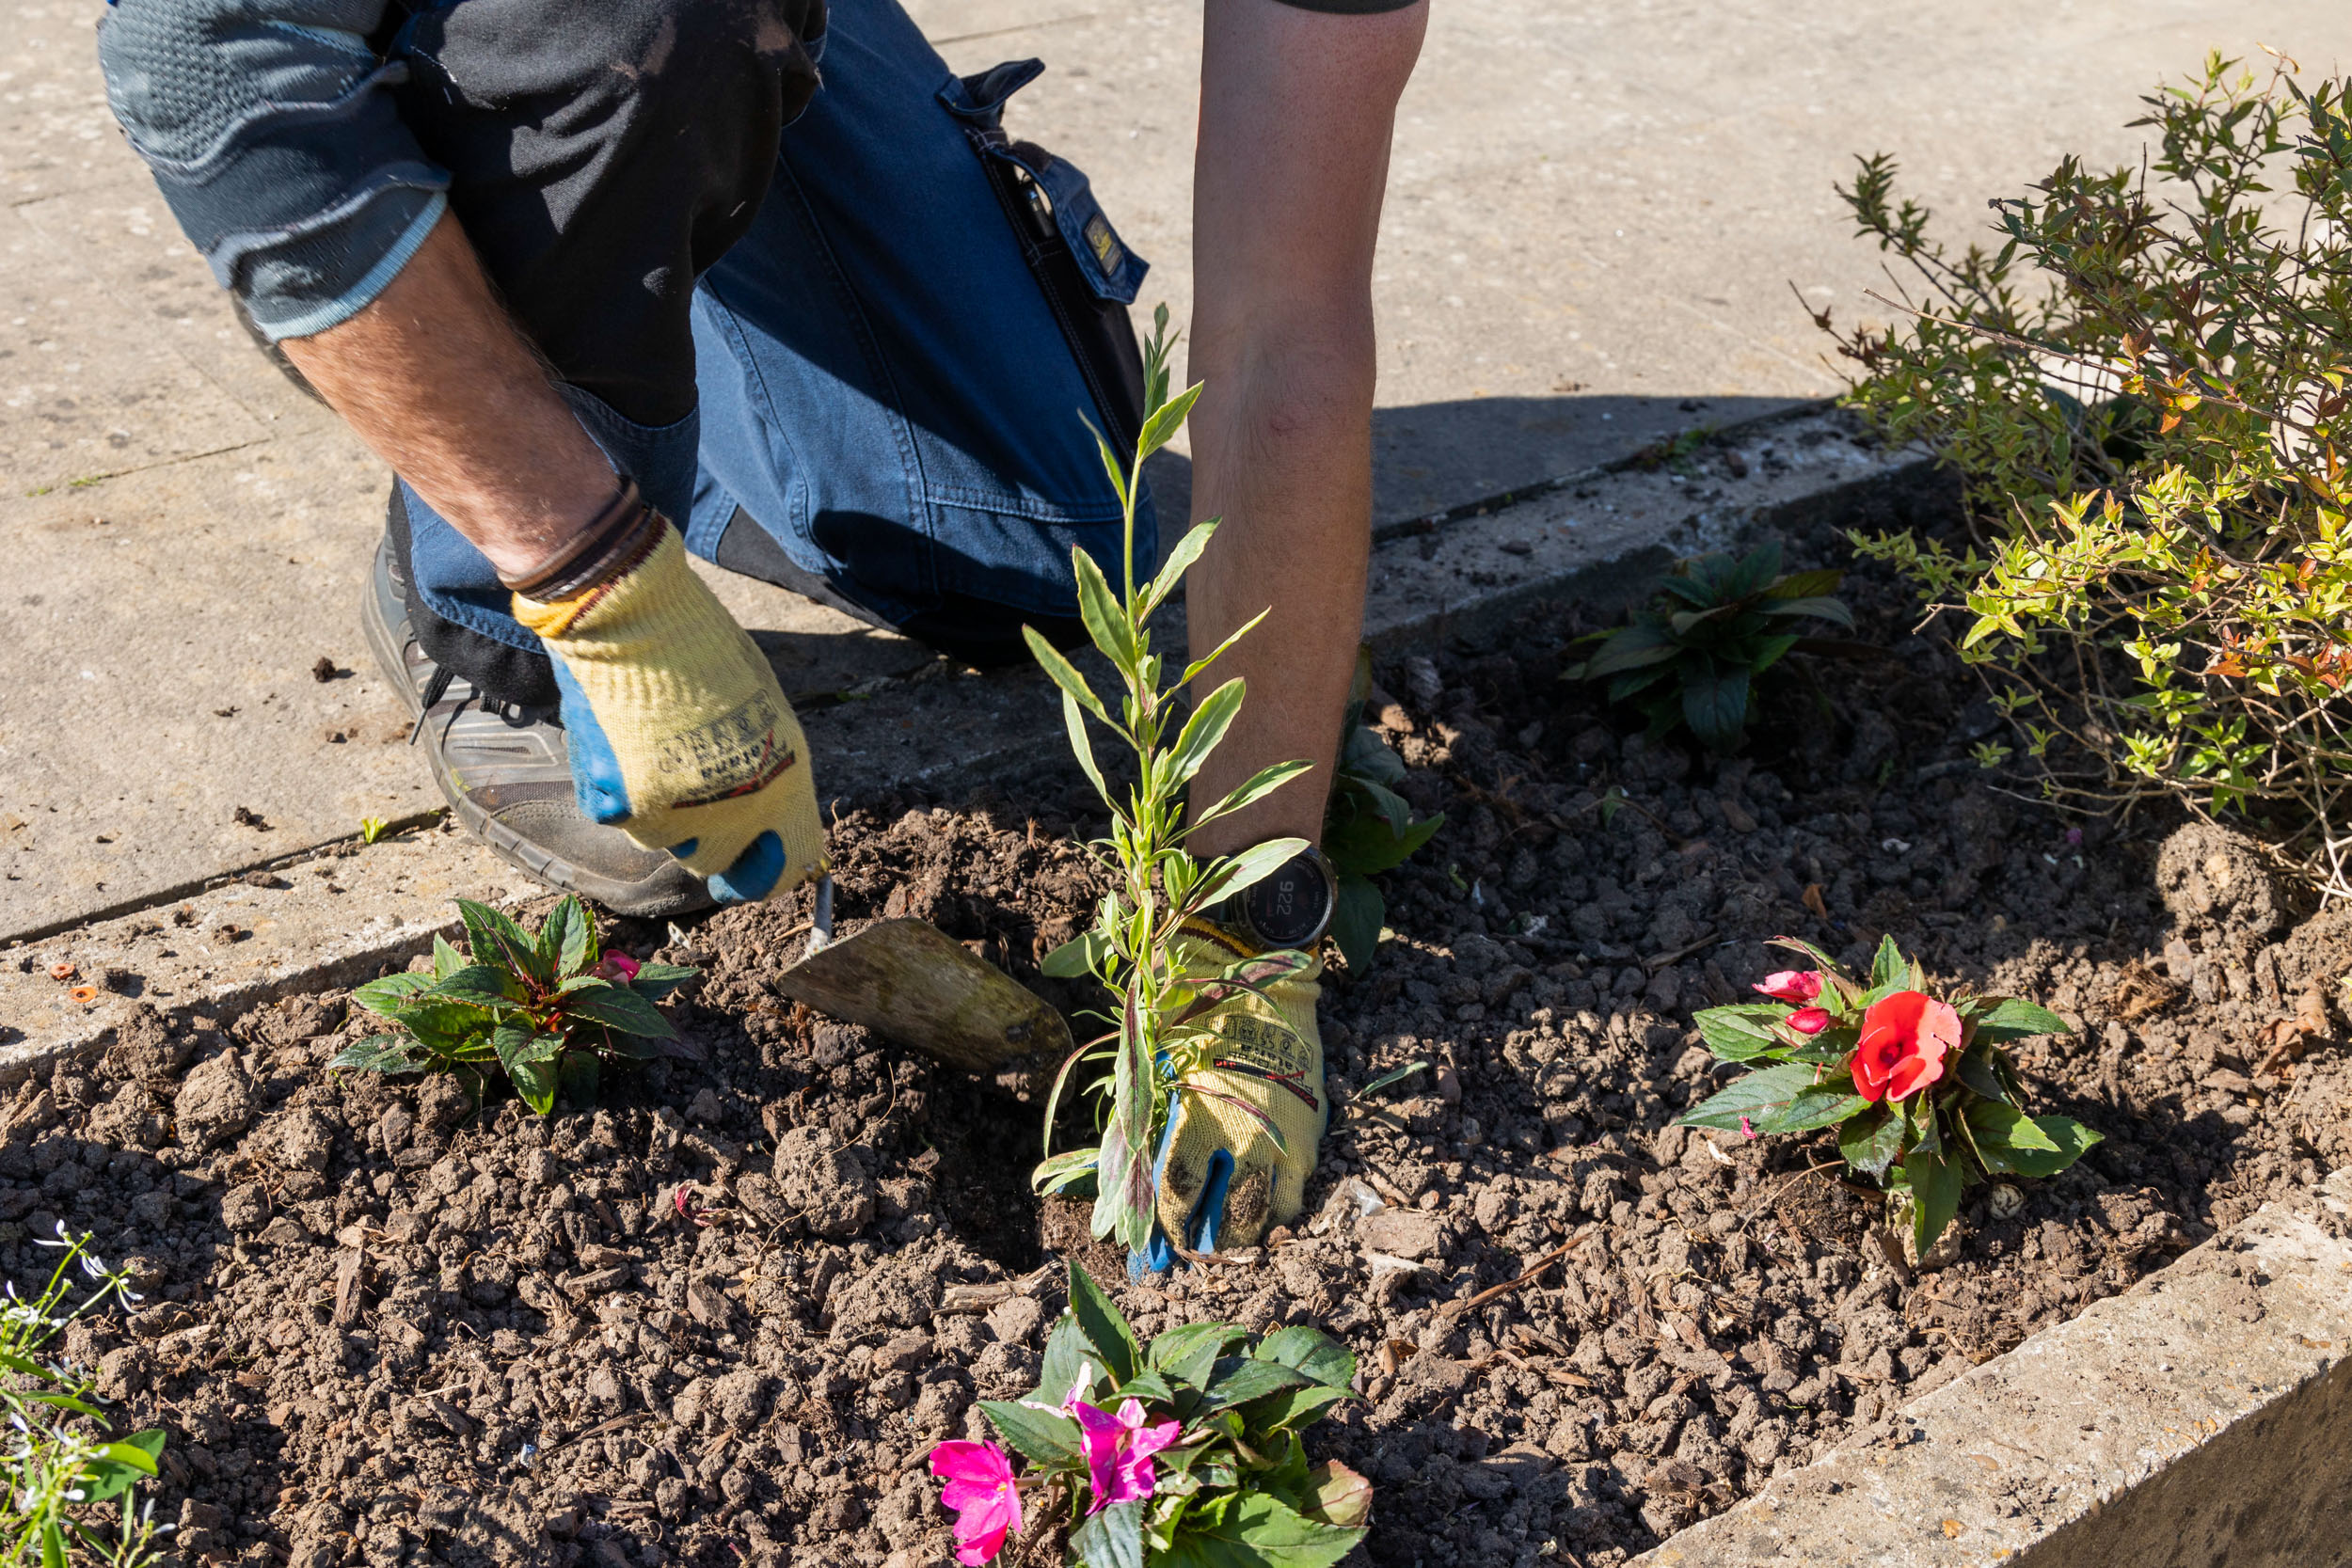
[362,534,712,917]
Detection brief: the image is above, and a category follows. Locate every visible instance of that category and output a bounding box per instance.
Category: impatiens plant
[331,897,698,1113]
[930,1263,1370,1566]
[1565,542,1855,752]
[1680,936,2103,1255]
[1030,309,1319,1251]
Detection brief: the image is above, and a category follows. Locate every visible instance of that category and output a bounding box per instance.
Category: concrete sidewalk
[2,0,2341,943]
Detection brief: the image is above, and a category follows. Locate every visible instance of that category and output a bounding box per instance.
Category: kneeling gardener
[97,0,1425,1257]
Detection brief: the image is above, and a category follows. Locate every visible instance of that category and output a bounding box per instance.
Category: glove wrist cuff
[500,476,664,600]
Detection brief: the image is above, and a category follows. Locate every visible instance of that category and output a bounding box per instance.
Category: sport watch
[1214,844,1338,951]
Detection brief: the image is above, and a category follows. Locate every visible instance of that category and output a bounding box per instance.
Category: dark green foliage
[331,897,699,1114]
[1566,543,1853,752]
[1321,652,1444,973]
[981,1263,1370,1567]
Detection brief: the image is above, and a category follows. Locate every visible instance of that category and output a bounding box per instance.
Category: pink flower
[930,1441,1023,1565]
[592,950,641,983]
[1754,970,1822,1004]
[1070,1398,1184,1513]
[1786,1006,1832,1036]
[1740,1115,1757,1140]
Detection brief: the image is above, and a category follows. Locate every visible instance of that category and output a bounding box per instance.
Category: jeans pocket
[937,61,1152,453]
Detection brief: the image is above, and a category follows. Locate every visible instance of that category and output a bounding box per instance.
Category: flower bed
[9,482,2350,1567]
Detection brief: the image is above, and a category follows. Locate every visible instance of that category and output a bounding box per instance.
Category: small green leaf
[1042,930,1111,978]
[1328,874,1385,974]
[1167,677,1247,788]
[1041,1315,1104,1412]
[351,973,434,1017]
[626,961,699,1001]
[1252,1325,1357,1389]
[326,1033,427,1074]
[1033,1147,1102,1197]
[1192,837,1311,909]
[1694,1003,1797,1062]
[1073,541,1136,667]
[1905,1145,1962,1256]
[1324,808,1444,877]
[1869,933,1909,990]
[1200,1356,1314,1412]
[1838,1104,1906,1180]
[1676,1061,1823,1131]
[978,1400,1084,1466]
[1160,1491,1363,1568]
[539,895,594,976]
[1149,1322,1247,1386]
[561,982,676,1039]
[1357,1059,1428,1097]
[1967,997,2074,1044]
[432,964,528,1006]
[431,935,464,980]
[1141,517,1217,617]
[1025,624,1114,727]
[1680,657,1751,752]
[1755,1085,1872,1134]
[1072,1498,1147,1568]
[1760,594,1856,626]
[1193,758,1314,832]
[1136,380,1205,464]
[1066,1259,1142,1386]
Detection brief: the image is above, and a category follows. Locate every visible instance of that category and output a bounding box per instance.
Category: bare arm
[1184,0,1427,860]
[278,211,613,580]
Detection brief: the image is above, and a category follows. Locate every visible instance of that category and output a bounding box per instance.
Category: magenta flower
[1754,970,1822,1004]
[593,950,641,983]
[929,1441,1024,1565]
[1786,1006,1831,1036]
[1740,1115,1757,1140]
[1070,1398,1184,1513]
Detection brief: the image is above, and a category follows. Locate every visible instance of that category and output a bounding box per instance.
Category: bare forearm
[278,211,612,579]
[1184,0,1426,859]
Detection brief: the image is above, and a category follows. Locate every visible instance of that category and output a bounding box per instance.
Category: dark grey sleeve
[1270,0,1422,11]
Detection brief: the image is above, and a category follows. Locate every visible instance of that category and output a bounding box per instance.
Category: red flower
[1754,970,1822,1004]
[1786,1006,1831,1036]
[1850,990,1959,1103]
[593,950,641,983]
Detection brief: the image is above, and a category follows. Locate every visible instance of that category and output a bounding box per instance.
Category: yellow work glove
[513,520,824,904]
[1151,923,1327,1259]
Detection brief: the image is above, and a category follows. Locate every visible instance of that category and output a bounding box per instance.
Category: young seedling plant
[0,1227,168,1568]
[928,1261,1369,1566]
[1029,308,1320,1254]
[1680,935,2101,1256]
[332,896,698,1113]
[1566,542,1855,752]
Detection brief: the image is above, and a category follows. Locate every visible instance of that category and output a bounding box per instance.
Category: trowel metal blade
[770,918,1072,1073]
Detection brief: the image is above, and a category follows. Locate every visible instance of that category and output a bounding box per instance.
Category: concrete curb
[0,826,539,1085]
[1634,1172,2352,1568]
[1,403,1925,1071]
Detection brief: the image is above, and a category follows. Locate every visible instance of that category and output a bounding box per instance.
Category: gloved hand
[1144,922,1326,1269]
[513,517,825,904]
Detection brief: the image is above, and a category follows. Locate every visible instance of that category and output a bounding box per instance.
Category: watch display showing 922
[1221,846,1337,950]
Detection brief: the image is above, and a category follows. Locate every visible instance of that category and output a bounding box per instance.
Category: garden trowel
[769,877,1073,1078]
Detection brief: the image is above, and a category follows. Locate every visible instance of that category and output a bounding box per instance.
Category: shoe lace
[408,667,559,746]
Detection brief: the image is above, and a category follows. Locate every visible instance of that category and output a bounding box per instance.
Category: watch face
[1244,851,1333,948]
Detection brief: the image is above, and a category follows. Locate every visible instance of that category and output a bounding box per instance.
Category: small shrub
[928,1262,1368,1566]
[332,896,698,1112]
[1821,53,2352,895]
[0,1227,167,1567]
[1680,937,2098,1256]
[1565,542,1853,752]
[1028,309,1318,1252]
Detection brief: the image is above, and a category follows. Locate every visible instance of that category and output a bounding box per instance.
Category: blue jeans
[385,0,1154,703]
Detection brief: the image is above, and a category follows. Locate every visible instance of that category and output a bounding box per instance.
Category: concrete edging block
[1635,1174,2352,1567]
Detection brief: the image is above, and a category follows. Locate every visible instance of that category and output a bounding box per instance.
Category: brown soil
[12,454,2349,1568]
